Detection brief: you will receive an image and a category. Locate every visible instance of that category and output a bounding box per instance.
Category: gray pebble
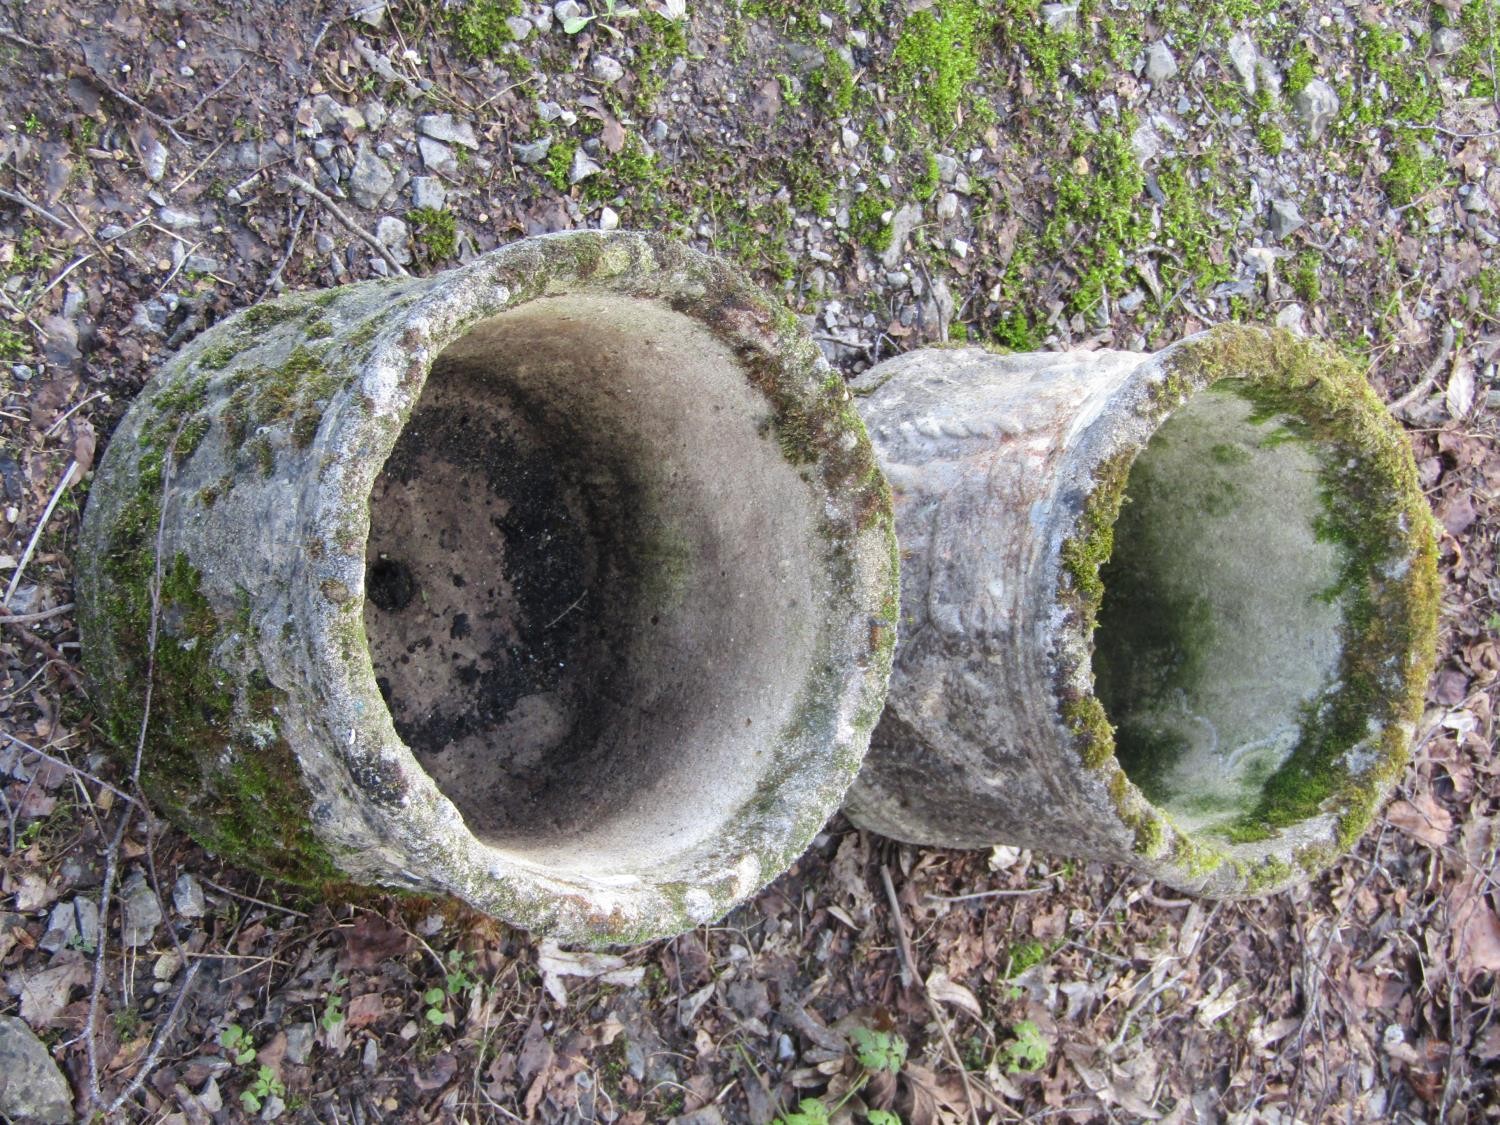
[1145,41,1177,84]
[1227,31,1259,94]
[350,143,394,209]
[1269,199,1304,240]
[591,54,625,84]
[1293,79,1340,141]
[375,216,412,265]
[156,206,200,230]
[121,870,162,948]
[142,138,168,183]
[418,135,459,177]
[506,15,532,40]
[1434,27,1464,56]
[418,113,478,149]
[512,136,553,165]
[570,147,603,183]
[173,873,206,918]
[0,1016,73,1124]
[411,175,447,211]
[285,1022,315,1065]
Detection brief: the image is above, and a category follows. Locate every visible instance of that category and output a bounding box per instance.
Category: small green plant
[774,1027,909,1124]
[1000,1019,1049,1073]
[407,207,458,260]
[320,975,347,1032]
[219,1024,257,1065]
[219,1023,285,1110]
[1292,252,1322,304]
[850,1027,908,1074]
[240,1065,286,1113]
[423,950,480,1026]
[849,193,894,253]
[913,152,941,202]
[448,0,524,60]
[1002,939,1047,977]
[22,111,42,135]
[0,326,26,360]
[562,0,636,36]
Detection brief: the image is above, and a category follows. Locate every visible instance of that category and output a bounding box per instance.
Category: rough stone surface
[0,1015,73,1124]
[1144,41,1177,84]
[172,873,206,917]
[120,870,161,947]
[1226,31,1259,94]
[417,135,458,177]
[1293,79,1340,141]
[410,175,446,211]
[350,143,394,209]
[77,232,897,942]
[1269,198,1305,239]
[846,327,1436,896]
[416,113,478,150]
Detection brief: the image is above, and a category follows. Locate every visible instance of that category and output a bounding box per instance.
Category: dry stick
[0,186,74,233]
[0,601,76,626]
[102,960,203,1115]
[261,205,308,300]
[3,460,78,608]
[281,173,410,277]
[1389,320,1457,419]
[4,733,136,806]
[4,620,84,692]
[879,864,984,1125]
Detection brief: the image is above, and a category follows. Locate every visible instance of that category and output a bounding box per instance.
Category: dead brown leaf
[340,913,411,970]
[1386,795,1453,848]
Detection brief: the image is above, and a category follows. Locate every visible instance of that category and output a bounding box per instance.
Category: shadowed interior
[1092,383,1345,835]
[363,293,822,874]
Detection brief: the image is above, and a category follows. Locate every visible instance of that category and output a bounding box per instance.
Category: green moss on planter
[1058,448,1133,624]
[89,452,338,885]
[1166,327,1439,841]
[1044,326,1434,886]
[1061,694,1114,769]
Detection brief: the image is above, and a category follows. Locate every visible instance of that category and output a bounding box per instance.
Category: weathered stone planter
[78,232,897,941]
[845,326,1437,894]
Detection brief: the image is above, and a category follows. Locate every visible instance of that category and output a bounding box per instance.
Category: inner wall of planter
[363,293,821,874]
[1092,382,1345,835]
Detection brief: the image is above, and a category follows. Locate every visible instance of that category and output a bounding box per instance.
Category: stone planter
[78,232,898,942]
[845,326,1437,895]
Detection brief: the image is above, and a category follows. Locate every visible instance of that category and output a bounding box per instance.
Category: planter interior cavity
[363,294,829,873]
[1092,384,1346,835]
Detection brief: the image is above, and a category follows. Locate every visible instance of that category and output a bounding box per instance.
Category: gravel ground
[0,1,1497,1122]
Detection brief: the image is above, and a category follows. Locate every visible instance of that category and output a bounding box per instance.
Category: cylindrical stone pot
[845,326,1438,895]
[78,232,898,942]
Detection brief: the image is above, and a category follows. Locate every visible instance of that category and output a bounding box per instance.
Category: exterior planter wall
[77,232,898,942]
[845,326,1438,895]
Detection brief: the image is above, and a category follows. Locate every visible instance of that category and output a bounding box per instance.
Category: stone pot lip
[290,231,898,940]
[1049,324,1439,893]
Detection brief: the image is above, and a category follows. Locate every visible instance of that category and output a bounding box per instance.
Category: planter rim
[1050,324,1439,890]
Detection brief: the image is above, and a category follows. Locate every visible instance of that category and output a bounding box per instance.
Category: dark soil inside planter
[364,366,632,842]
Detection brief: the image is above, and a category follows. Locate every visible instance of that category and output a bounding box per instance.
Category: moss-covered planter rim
[1053,325,1439,892]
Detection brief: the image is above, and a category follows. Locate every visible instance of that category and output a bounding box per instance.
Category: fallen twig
[280,172,410,277]
[3,460,78,608]
[0,601,75,626]
[1390,321,1456,420]
[0,186,75,233]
